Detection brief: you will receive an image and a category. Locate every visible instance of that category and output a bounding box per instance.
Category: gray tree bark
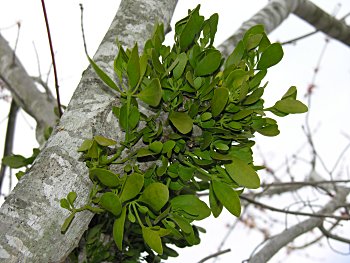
[0,0,177,262]
[218,0,350,57]
[0,34,57,144]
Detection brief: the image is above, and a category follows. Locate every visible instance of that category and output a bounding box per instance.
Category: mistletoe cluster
[60,5,307,262]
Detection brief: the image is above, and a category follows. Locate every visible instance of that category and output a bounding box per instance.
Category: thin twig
[0,100,19,193]
[79,4,89,56]
[261,180,350,188]
[319,224,350,244]
[40,0,62,117]
[197,248,231,263]
[11,22,21,66]
[240,195,349,221]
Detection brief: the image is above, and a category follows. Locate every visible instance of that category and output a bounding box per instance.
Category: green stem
[132,203,144,228]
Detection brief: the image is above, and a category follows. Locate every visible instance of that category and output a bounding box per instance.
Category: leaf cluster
[61,5,307,262]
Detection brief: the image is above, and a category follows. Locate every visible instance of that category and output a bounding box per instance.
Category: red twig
[40,0,62,118]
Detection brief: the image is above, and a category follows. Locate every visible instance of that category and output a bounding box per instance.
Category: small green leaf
[99,192,122,216]
[162,140,176,154]
[94,135,117,146]
[243,87,264,105]
[274,99,308,114]
[209,183,223,218]
[113,206,127,251]
[129,105,140,130]
[67,192,77,206]
[90,168,120,188]
[139,182,169,211]
[225,40,244,68]
[149,141,163,154]
[169,112,193,134]
[152,48,165,74]
[88,56,120,92]
[137,78,162,107]
[170,195,211,220]
[61,212,75,234]
[60,198,71,210]
[120,173,144,203]
[119,103,128,131]
[282,86,297,100]
[245,33,263,51]
[195,49,221,76]
[77,139,93,152]
[212,180,241,217]
[225,158,260,189]
[173,53,187,79]
[137,148,156,158]
[257,124,280,136]
[2,155,27,169]
[170,214,193,234]
[257,43,284,70]
[127,44,140,89]
[142,227,163,255]
[211,87,229,117]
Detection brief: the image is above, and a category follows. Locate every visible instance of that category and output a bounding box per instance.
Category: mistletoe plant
[61,5,307,262]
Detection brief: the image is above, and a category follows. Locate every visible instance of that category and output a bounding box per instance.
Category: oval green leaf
[90,168,120,188]
[212,180,241,217]
[257,43,284,70]
[195,49,221,76]
[120,173,144,203]
[94,135,117,146]
[211,87,229,117]
[169,112,193,134]
[225,158,260,189]
[142,227,163,255]
[127,44,140,89]
[170,195,211,220]
[274,98,308,114]
[139,182,169,211]
[137,78,162,107]
[99,192,122,216]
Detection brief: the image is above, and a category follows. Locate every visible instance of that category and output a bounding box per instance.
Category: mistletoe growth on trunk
[61,5,307,262]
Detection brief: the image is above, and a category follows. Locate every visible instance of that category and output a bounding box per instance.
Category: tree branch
[0,99,18,193]
[247,187,350,263]
[0,33,57,144]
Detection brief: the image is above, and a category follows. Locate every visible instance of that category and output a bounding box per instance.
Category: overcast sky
[1,1,350,262]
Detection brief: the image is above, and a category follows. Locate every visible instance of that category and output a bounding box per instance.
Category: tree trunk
[0,0,177,261]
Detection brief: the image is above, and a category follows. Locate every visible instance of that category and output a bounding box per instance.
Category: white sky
[1,0,350,262]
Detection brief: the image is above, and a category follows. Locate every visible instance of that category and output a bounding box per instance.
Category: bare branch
[197,249,231,263]
[319,224,350,244]
[247,187,350,263]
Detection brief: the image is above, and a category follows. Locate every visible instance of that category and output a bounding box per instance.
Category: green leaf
[195,49,221,76]
[162,140,176,154]
[225,40,244,68]
[169,112,193,134]
[212,180,241,217]
[127,44,140,89]
[137,78,162,107]
[90,168,120,188]
[137,148,156,158]
[77,139,93,152]
[119,103,128,131]
[274,98,308,114]
[99,192,122,216]
[149,141,163,154]
[257,124,280,136]
[245,33,263,51]
[151,48,165,74]
[120,173,144,202]
[94,135,117,146]
[142,227,163,255]
[173,53,188,79]
[243,87,264,105]
[139,182,169,211]
[170,195,211,220]
[61,212,75,234]
[178,5,204,51]
[129,105,140,130]
[67,192,77,206]
[170,213,193,234]
[282,86,297,100]
[208,13,219,46]
[2,155,27,169]
[211,87,229,117]
[113,206,127,251]
[60,198,71,210]
[88,56,120,92]
[209,184,223,218]
[257,43,284,70]
[225,158,260,189]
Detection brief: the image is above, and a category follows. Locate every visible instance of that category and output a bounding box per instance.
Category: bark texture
[0,0,177,262]
[218,0,350,58]
[0,34,57,144]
